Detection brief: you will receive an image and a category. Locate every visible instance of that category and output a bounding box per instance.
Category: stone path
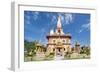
[54,55,64,60]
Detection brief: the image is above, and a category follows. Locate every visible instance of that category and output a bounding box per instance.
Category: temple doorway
[56,48,62,56]
[54,47,64,60]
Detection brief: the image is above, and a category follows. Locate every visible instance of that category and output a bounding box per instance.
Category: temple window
[63,40,65,43]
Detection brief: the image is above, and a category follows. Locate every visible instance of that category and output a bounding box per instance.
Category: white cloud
[82,23,90,30]
[78,23,90,33]
[50,13,73,26]
[32,12,39,20]
[51,15,57,24]
[59,13,73,25]
[64,13,73,24]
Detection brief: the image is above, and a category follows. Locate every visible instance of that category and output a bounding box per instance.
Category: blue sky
[24,11,90,46]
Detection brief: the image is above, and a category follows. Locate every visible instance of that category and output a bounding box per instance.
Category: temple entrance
[56,48,62,56]
[54,47,64,60]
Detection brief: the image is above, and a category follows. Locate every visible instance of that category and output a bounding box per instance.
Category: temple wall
[48,38,71,44]
[47,37,71,54]
[63,45,71,52]
[47,45,55,53]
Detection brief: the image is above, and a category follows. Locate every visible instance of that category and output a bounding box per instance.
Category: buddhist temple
[46,16,72,56]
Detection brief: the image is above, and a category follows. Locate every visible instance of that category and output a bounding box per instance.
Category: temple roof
[47,16,71,39]
[46,34,71,39]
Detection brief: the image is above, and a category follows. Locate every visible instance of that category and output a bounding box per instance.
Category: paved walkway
[54,55,64,60]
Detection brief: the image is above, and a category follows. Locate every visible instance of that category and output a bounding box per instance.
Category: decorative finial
[50,29,54,35]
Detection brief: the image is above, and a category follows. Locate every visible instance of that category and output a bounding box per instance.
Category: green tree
[80,46,90,55]
[24,40,37,55]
